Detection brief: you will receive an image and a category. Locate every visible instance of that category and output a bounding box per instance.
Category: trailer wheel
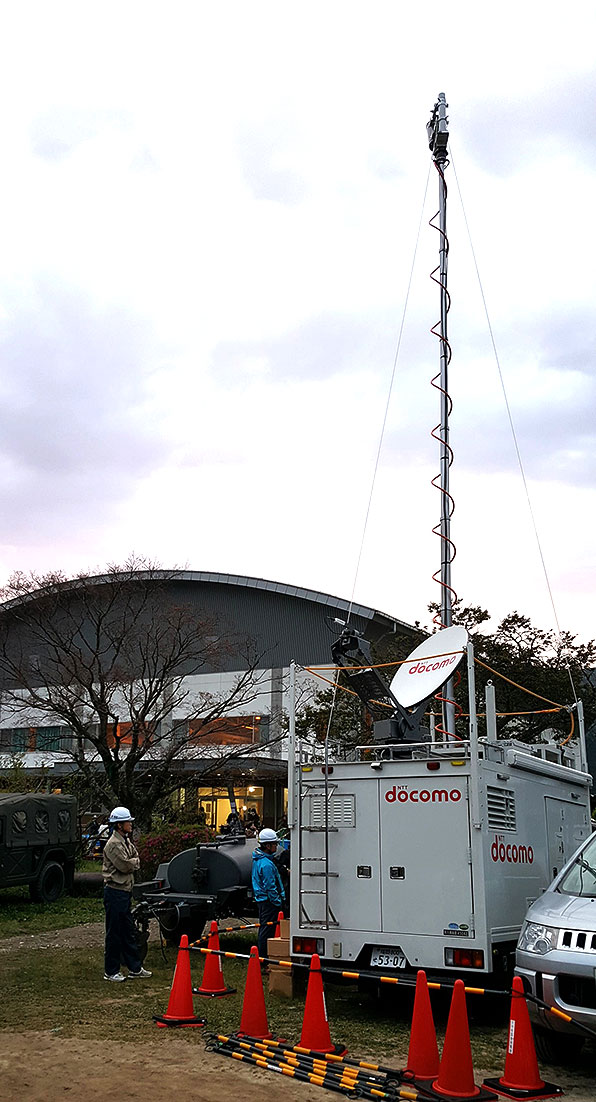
[155,900,209,947]
[533,1027,583,1064]
[135,927,149,963]
[30,861,66,903]
[159,920,207,947]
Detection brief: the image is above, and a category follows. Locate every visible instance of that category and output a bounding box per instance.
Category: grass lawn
[0,886,509,1073]
[0,930,509,1066]
[0,888,512,1068]
[0,883,103,939]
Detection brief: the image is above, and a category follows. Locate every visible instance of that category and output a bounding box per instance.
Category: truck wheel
[533,1027,583,1064]
[30,861,66,903]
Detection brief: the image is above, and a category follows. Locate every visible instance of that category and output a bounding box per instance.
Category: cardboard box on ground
[267,938,290,958]
[267,931,293,997]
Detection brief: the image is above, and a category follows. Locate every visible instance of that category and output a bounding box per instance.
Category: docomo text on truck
[288,626,592,983]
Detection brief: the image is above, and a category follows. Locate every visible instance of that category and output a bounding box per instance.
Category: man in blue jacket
[252,828,285,968]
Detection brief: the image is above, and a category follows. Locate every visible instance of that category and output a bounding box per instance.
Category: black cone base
[483,1078,563,1100]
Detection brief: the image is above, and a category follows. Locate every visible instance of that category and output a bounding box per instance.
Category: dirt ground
[1,1028,595,1102]
[0,1031,330,1102]
[1,924,595,1100]
[0,920,108,954]
[0,923,338,1100]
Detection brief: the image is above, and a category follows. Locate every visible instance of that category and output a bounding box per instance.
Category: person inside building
[252,828,285,971]
[225,809,243,835]
[102,806,152,982]
[246,807,260,829]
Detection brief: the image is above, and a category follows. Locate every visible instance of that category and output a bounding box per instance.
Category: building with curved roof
[0,570,417,828]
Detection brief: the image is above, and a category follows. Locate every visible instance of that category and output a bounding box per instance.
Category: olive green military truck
[0,793,78,901]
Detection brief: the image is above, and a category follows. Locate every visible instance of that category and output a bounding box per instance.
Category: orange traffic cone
[407,970,440,1081]
[154,935,205,1028]
[274,910,284,938]
[298,953,346,1056]
[237,945,273,1039]
[431,979,482,1099]
[483,977,563,1100]
[194,921,236,997]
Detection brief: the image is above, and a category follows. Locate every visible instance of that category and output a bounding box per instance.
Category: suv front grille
[558,929,596,953]
[558,974,596,1010]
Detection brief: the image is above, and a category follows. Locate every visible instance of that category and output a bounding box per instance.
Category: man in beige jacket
[102,806,152,982]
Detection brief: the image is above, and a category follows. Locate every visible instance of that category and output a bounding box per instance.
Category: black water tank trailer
[133,836,258,944]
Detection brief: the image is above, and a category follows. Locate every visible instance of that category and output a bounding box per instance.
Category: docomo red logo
[490,835,534,865]
[407,653,458,677]
[385,786,462,805]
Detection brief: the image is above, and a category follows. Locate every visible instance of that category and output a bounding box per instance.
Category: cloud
[236,119,308,205]
[460,71,596,175]
[30,106,132,162]
[0,282,172,539]
[366,300,596,489]
[210,308,401,383]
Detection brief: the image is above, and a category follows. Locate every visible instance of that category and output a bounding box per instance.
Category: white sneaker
[128,967,152,978]
[104,972,127,982]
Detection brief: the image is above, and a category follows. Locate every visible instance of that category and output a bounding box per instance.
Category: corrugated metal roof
[0,568,412,631]
[0,570,417,672]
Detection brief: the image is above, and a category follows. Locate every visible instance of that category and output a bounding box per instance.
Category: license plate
[370,946,406,968]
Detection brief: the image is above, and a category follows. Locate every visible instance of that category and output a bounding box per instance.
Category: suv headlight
[518,921,558,955]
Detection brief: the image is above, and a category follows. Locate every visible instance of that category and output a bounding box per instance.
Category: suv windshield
[559,834,596,897]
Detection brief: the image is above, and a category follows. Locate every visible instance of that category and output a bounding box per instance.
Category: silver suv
[516,828,596,1062]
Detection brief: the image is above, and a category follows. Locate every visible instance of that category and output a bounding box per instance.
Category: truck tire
[30,861,66,903]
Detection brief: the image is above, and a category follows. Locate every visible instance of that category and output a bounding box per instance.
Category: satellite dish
[390,625,469,708]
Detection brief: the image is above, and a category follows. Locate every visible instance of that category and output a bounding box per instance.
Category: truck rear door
[301,778,382,932]
[379,776,473,935]
[545,795,591,881]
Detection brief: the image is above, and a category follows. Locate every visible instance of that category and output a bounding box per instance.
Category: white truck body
[288,654,591,980]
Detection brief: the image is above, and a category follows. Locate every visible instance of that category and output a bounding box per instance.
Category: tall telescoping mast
[427,93,456,736]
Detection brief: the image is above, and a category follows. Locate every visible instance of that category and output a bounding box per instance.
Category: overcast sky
[0,3,594,645]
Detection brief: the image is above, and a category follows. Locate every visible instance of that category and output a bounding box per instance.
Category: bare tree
[0,559,277,826]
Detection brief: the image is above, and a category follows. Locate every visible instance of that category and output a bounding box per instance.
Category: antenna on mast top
[427,92,449,164]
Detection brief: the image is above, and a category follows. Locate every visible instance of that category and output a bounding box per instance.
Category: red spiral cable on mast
[429,159,462,737]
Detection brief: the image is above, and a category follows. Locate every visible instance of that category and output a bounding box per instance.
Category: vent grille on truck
[487,786,517,831]
[308,794,356,828]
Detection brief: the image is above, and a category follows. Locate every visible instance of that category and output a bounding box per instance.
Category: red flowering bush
[137,824,215,878]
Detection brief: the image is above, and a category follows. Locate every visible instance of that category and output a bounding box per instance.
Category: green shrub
[136,823,215,878]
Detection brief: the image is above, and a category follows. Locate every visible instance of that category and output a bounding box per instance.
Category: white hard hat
[108,806,134,824]
[258,828,279,845]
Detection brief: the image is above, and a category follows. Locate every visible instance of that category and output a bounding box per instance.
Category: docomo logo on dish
[385,786,462,805]
[490,835,534,865]
[407,653,458,677]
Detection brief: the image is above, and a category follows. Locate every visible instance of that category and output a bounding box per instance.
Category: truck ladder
[297,779,339,929]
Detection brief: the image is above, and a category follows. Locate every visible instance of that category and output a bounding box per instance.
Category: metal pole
[288,660,303,928]
[466,641,481,824]
[577,700,588,774]
[288,662,296,827]
[323,679,331,929]
[427,92,455,736]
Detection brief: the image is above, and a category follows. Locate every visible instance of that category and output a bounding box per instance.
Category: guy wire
[324,168,431,749]
[345,163,431,629]
[450,150,579,705]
